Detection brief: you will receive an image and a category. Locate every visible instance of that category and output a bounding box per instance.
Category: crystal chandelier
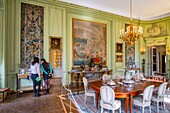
[120,0,143,46]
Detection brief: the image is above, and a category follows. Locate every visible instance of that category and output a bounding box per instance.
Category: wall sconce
[166,47,170,55]
[140,48,145,54]
[167,47,170,52]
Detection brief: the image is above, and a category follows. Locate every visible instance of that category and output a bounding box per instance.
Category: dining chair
[133,73,139,80]
[102,74,110,81]
[114,73,122,79]
[133,85,154,113]
[139,73,145,79]
[165,87,170,98]
[82,77,96,106]
[165,80,170,97]
[100,86,121,113]
[151,82,168,113]
[135,73,144,80]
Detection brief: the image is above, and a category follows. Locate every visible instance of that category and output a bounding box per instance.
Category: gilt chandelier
[120,0,143,46]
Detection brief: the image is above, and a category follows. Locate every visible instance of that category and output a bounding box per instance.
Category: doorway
[149,45,166,75]
[162,55,166,73]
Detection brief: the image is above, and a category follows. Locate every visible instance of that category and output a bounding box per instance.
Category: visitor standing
[30,57,41,97]
[40,58,53,95]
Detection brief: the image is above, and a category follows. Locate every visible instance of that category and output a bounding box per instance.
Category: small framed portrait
[116,55,123,62]
[116,43,123,53]
[50,36,62,50]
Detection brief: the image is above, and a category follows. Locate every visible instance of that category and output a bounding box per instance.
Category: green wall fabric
[1,0,170,90]
[0,0,5,88]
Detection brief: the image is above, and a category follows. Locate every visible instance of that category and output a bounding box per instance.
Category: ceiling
[59,0,170,21]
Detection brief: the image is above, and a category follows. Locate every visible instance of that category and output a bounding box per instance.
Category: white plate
[122,80,135,84]
[107,81,116,86]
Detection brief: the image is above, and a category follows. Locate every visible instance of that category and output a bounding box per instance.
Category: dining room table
[91,79,162,113]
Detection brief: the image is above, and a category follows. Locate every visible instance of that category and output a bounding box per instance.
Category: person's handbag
[35,77,40,82]
[48,74,52,79]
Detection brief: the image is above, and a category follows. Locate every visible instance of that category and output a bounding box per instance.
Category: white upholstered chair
[134,73,139,79]
[102,74,110,81]
[82,77,96,106]
[100,86,121,113]
[133,85,154,113]
[114,73,122,79]
[151,82,168,113]
[165,88,170,98]
[139,73,145,80]
[165,80,170,97]
[134,73,145,80]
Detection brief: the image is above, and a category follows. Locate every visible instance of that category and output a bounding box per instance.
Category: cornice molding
[26,0,132,22]
[40,0,170,23]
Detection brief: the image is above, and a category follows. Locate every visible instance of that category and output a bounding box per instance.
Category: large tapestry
[21,3,44,68]
[73,18,107,65]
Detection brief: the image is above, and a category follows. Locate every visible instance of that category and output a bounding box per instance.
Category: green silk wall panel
[0,11,3,64]
[3,0,170,90]
[0,8,4,88]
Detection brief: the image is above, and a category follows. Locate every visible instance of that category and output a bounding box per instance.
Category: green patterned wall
[1,0,170,90]
[0,0,4,88]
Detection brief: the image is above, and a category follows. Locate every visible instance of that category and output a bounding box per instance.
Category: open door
[150,46,166,75]
[162,55,166,73]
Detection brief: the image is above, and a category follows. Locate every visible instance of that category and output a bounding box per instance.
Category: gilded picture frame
[116,43,123,53]
[72,18,107,65]
[50,36,62,50]
[116,55,123,62]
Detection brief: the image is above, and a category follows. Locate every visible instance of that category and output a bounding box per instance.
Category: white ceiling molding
[59,0,170,21]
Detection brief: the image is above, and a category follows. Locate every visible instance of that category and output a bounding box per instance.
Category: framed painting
[72,18,107,65]
[50,36,62,50]
[116,43,123,53]
[116,55,123,62]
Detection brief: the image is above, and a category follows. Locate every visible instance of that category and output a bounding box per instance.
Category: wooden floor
[0,78,82,113]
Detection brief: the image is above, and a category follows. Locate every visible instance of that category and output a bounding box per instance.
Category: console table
[69,70,112,86]
[16,74,32,93]
[16,73,43,94]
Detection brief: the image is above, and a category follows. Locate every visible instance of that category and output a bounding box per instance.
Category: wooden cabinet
[49,50,62,68]
[49,49,62,78]
[49,36,62,77]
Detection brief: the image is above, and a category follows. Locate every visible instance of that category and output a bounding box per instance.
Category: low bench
[0,88,10,103]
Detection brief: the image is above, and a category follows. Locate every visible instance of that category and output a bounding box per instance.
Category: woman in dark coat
[40,58,53,94]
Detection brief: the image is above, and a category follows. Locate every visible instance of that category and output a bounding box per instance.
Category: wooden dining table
[91,79,162,113]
